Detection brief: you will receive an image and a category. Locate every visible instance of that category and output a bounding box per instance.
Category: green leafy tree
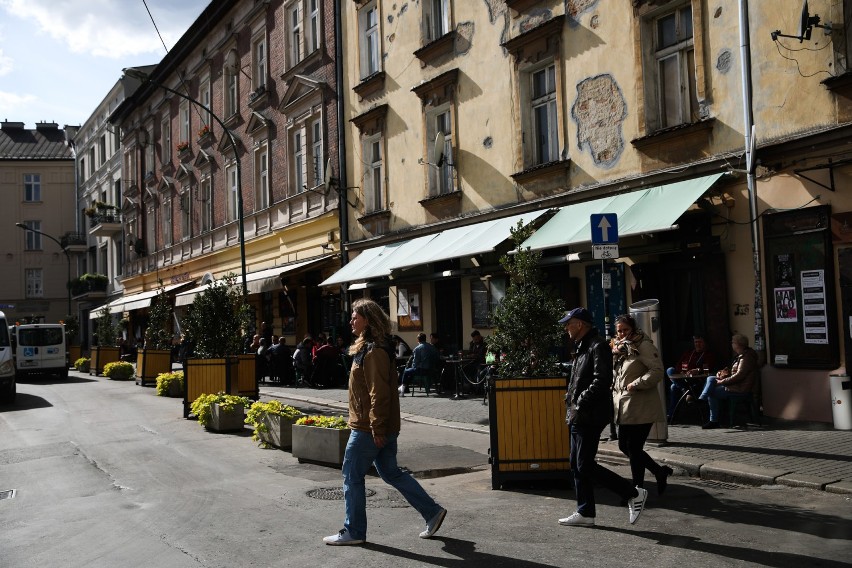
[144,282,173,350]
[183,273,251,358]
[63,315,79,345]
[485,221,565,377]
[95,305,119,347]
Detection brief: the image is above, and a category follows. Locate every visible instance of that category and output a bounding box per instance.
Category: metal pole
[738,0,765,359]
[15,223,72,316]
[122,68,248,297]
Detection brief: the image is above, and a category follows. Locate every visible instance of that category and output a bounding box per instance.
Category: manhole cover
[0,489,16,500]
[307,487,376,500]
[701,480,741,490]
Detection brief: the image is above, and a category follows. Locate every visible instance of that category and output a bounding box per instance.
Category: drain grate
[307,487,375,501]
[0,489,16,500]
[700,480,742,490]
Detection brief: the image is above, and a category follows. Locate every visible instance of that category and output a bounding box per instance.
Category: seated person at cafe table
[399,333,439,394]
[697,334,758,429]
[464,330,487,378]
[666,334,717,421]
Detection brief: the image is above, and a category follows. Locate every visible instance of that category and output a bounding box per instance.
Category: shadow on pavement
[0,392,53,412]
[366,538,562,568]
[16,375,97,385]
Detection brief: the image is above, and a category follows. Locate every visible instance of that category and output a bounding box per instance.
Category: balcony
[69,273,109,300]
[88,212,122,237]
[60,232,88,253]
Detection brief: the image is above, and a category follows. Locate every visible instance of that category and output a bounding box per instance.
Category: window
[161,115,171,163]
[200,177,213,233]
[293,129,305,194]
[99,135,107,163]
[22,220,41,250]
[255,143,269,210]
[144,123,155,175]
[25,269,43,299]
[24,174,41,202]
[307,0,320,54]
[531,64,559,165]
[146,205,157,253]
[124,149,136,184]
[225,68,239,118]
[656,5,696,128]
[180,191,191,240]
[200,74,212,130]
[426,106,454,196]
[310,119,323,188]
[252,35,267,91]
[363,135,383,212]
[359,1,381,79]
[179,101,190,144]
[162,197,172,247]
[89,147,96,176]
[226,163,238,221]
[289,3,302,67]
[423,0,450,43]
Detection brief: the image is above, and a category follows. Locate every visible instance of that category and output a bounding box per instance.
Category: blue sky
[0,0,208,129]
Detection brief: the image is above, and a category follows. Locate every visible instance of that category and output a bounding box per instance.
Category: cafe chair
[404,368,437,397]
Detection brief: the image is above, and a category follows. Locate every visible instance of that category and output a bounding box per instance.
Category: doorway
[433,278,462,353]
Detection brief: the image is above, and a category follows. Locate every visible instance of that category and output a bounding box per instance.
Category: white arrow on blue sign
[590,213,619,244]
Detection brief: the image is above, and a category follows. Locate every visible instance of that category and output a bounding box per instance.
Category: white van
[0,311,15,403]
[10,322,68,381]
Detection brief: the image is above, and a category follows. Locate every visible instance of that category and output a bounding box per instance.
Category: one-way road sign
[590,213,618,244]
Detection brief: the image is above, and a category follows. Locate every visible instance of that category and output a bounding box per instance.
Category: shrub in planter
[292,415,350,466]
[155,371,184,397]
[74,357,91,373]
[103,361,135,380]
[246,400,302,448]
[190,392,250,431]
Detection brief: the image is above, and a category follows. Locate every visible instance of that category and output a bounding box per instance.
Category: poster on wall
[801,269,828,345]
[396,285,423,331]
[774,287,798,322]
[775,253,795,286]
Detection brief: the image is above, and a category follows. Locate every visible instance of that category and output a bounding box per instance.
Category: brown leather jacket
[348,340,401,436]
[718,348,758,394]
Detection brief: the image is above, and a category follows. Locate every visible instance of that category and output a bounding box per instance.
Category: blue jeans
[570,423,635,518]
[666,367,686,418]
[342,430,442,540]
[698,376,750,422]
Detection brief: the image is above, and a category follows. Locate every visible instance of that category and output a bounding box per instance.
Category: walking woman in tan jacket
[611,314,673,494]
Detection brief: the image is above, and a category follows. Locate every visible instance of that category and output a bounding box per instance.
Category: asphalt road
[1,375,850,568]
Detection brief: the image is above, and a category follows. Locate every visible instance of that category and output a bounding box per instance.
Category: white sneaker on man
[323,528,365,546]
[628,486,648,524]
[419,508,447,538]
[558,512,595,526]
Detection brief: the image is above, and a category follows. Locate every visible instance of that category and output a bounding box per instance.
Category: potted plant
[181,273,251,418]
[155,370,184,397]
[74,357,90,373]
[245,400,302,449]
[291,414,350,466]
[103,361,135,380]
[484,221,571,490]
[91,306,121,376]
[137,284,175,387]
[63,315,81,365]
[190,392,251,432]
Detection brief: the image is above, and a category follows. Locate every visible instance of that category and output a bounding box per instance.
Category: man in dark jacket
[559,307,648,527]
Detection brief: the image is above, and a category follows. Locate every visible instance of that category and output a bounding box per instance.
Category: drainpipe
[739,0,766,360]
[334,0,351,321]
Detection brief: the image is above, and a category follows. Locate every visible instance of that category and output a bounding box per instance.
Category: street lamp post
[122,67,248,296]
[15,223,72,317]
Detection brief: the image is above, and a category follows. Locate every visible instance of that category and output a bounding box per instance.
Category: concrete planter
[208,402,246,433]
[291,425,350,466]
[257,414,299,449]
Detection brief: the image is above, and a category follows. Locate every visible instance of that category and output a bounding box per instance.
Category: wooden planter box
[208,402,246,433]
[488,375,572,490]
[183,357,239,418]
[136,349,173,386]
[237,353,258,399]
[91,346,120,376]
[256,414,299,449]
[292,425,350,467]
[67,345,81,367]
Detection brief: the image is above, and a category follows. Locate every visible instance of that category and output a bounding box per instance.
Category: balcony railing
[69,273,109,298]
[88,212,122,237]
[60,232,88,252]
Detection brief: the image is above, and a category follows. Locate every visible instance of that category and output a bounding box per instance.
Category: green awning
[521,173,725,252]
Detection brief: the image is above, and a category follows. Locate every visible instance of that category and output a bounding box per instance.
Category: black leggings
[617,423,663,488]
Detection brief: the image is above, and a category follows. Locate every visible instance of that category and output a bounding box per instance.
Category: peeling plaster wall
[572,74,627,168]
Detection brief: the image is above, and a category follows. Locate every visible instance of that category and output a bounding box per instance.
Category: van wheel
[61,368,69,380]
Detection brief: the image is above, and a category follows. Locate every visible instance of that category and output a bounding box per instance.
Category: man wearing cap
[558,307,649,527]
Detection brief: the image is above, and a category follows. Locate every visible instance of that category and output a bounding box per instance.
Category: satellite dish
[797,0,811,40]
[433,132,445,167]
[324,158,333,187]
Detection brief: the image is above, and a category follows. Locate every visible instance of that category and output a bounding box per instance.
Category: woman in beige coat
[612,314,673,494]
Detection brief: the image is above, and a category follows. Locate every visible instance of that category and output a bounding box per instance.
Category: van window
[18,328,64,346]
[0,324,8,347]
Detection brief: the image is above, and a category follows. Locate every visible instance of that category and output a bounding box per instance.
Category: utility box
[829,374,851,430]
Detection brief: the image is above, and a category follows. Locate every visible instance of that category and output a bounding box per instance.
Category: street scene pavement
[1,371,850,568]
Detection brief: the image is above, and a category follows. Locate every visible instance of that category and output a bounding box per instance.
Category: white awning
[175,256,332,306]
[320,211,546,287]
[88,281,194,319]
[520,173,725,252]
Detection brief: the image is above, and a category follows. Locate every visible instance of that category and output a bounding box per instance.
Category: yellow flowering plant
[295,415,349,430]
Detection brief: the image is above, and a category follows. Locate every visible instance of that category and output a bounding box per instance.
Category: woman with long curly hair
[323,298,446,545]
[611,314,673,495]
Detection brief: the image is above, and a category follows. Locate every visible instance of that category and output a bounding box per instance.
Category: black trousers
[617,422,663,488]
[570,422,636,518]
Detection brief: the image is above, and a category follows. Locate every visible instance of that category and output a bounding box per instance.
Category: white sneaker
[419,508,447,538]
[398,385,406,395]
[558,512,595,526]
[323,528,365,546]
[628,486,648,524]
